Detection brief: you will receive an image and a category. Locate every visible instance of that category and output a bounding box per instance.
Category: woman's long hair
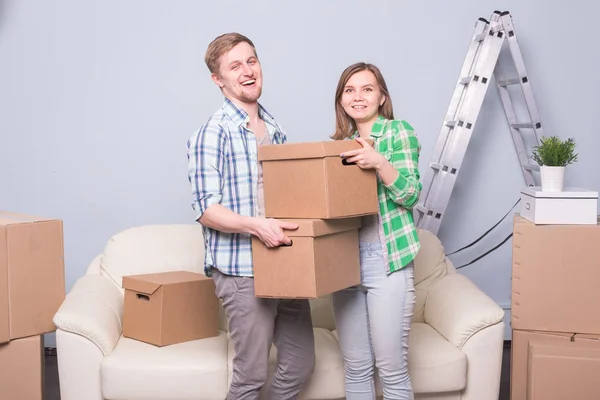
[331,62,394,140]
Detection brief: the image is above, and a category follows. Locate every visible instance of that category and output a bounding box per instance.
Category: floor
[43,343,512,399]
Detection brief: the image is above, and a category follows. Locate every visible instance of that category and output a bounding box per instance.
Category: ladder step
[428,163,457,174]
[415,205,442,218]
[511,123,534,129]
[415,205,427,214]
[474,32,487,42]
[524,163,540,171]
[445,120,457,127]
[459,75,490,85]
[497,77,521,86]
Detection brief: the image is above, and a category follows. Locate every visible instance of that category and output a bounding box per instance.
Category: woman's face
[340,69,385,125]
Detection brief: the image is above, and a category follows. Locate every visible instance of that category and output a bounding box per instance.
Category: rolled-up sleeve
[384,120,422,208]
[187,123,226,220]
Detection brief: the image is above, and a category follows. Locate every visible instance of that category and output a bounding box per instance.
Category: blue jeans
[332,242,415,400]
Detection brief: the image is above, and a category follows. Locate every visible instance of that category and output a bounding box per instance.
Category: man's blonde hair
[204,32,257,75]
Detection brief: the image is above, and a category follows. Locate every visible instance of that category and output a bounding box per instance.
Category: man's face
[212,42,262,104]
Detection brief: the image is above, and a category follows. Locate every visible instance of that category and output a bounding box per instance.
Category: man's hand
[340,137,385,170]
[199,205,298,247]
[252,218,298,248]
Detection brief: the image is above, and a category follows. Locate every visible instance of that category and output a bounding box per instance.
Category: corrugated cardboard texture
[0,212,66,344]
[511,330,600,400]
[511,215,600,334]
[259,140,378,219]
[0,335,44,400]
[122,271,219,347]
[252,218,361,298]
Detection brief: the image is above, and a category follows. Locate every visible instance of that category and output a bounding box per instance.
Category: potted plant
[531,135,578,192]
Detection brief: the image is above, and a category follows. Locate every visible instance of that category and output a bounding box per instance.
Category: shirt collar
[350,115,387,139]
[221,97,277,130]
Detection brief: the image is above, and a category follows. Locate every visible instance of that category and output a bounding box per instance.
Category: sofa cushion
[406,322,467,393]
[100,224,205,290]
[309,295,336,331]
[332,322,466,395]
[226,328,346,400]
[413,229,451,322]
[100,331,228,400]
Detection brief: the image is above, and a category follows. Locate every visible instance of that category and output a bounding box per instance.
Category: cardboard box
[520,187,598,225]
[511,214,600,334]
[122,271,219,347]
[258,140,378,219]
[0,335,44,400]
[252,218,361,298]
[0,212,66,344]
[511,329,600,400]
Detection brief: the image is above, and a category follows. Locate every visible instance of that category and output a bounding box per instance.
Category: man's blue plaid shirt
[187,97,286,277]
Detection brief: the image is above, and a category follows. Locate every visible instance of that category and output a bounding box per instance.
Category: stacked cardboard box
[0,212,66,400]
[510,214,600,399]
[253,140,379,298]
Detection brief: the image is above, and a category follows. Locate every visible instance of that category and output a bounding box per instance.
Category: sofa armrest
[424,272,505,348]
[53,274,124,356]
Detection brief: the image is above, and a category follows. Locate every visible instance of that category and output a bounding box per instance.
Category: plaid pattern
[187,98,286,277]
[351,115,422,272]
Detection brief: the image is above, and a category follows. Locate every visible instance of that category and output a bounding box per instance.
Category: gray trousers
[212,269,315,400]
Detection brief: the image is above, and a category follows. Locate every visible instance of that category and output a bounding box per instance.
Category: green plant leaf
[532,136,578,167]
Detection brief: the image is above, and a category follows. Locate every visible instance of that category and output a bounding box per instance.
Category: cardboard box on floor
[511,329,600,400]
[0,212,66,344]
[252,217,361,298]
[122,271,219,347]
[258,140,379,219]
[511,214,600,334]
[0,335,45,400]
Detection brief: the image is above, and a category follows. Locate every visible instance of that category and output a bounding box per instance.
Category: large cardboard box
[0,335,45,400]
[122,271,219,347]
[0,212,66,344]
[519,187,598,225]
[258,140,378,219]
[511,214,600,334]
[511,329,600,400]
[252,218,361,298]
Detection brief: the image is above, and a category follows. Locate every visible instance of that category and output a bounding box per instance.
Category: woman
[332,62,422,400]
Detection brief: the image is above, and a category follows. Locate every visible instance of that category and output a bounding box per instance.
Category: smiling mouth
[352,105,366,109]
[242,79,256,86]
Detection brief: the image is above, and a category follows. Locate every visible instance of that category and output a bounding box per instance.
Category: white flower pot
[540,165,565,192]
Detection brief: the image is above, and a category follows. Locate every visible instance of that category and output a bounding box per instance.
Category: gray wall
[1,0,598,346]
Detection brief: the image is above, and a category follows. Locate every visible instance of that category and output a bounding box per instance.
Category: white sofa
[53,224,505,400]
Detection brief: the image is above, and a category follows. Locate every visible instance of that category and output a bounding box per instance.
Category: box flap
[258,139,373,161]
[282,218,362,237]
[0,212,58,226]
[122,276,162,295]
[520,186,599,199]
[122,271,207,294]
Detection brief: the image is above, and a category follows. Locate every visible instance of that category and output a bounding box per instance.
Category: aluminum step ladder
[414,10,543,235]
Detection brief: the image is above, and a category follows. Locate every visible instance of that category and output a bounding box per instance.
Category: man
[186,33,315,400]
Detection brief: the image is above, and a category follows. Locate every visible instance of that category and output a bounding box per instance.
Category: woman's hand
[340,137,385,170]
